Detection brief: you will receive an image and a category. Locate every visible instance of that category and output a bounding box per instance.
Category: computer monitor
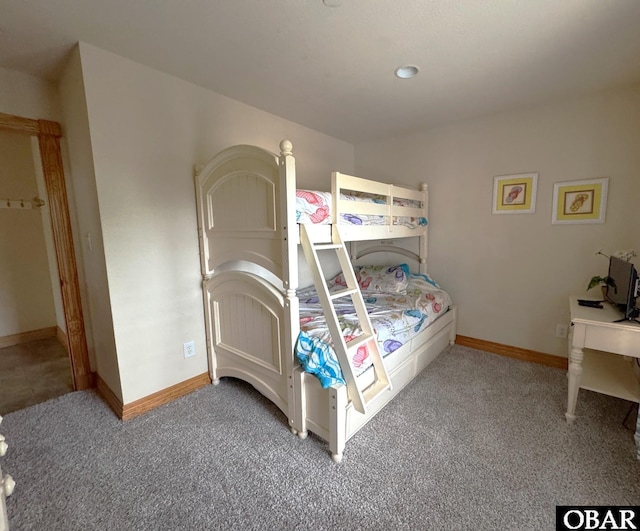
[607,256,640,322]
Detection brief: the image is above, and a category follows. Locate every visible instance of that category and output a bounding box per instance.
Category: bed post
[279,140,301,433]
[194,163,219,385]
[193,164,207,276]
[420,182,428,275]
[329,385,348,463]
[449,306,458,345]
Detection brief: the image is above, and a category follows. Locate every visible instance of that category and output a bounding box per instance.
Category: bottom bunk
[292,305,456,462]
[203,262,457,462]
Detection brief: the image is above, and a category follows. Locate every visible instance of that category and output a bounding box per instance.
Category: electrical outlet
[555,324,568,339]
[183,340,196,358]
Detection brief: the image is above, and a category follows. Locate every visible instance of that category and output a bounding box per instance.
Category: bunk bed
[194,140,457,462]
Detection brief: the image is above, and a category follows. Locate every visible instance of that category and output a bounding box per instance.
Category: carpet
[2,345,639,530]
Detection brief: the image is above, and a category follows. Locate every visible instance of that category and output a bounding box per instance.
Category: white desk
[567,297,640,459]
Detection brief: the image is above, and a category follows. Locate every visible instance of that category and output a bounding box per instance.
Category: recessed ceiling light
[395,65,419,79]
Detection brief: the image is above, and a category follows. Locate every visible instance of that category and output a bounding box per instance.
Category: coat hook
[32,196,46,208]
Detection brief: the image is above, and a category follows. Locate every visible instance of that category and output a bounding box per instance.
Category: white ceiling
[2,0,640,143]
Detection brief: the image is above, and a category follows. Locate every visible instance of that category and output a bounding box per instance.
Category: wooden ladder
[300,224,392,414]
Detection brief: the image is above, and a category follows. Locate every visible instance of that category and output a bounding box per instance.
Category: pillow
[409,272,440,288]
[332,264,410,293]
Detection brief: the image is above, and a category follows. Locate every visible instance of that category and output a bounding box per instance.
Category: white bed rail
[332,172,428,243]
[333,172,428,273]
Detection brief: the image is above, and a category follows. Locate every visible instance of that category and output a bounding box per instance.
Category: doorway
[0,128,73,412]
[0,111,91,400]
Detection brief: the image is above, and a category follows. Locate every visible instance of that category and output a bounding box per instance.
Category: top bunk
[298,172,427,243]
[194,140,428,282]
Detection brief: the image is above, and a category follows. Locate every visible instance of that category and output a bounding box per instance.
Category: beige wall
[0,131,56,337]
[0,66,62,122]
[64,43,354,403]
[58,47,120,396]
[354,86,640,357]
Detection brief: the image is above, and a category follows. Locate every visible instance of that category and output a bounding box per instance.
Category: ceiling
[2,0,640,144]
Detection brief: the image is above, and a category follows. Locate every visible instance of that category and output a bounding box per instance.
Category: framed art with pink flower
[551,177,608,224]
[492,172,538,214]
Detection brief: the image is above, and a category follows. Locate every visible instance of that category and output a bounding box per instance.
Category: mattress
[296,190,427,228]
[295,267,452,388]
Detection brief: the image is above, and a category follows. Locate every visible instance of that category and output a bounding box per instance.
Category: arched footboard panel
[204,270,291,420]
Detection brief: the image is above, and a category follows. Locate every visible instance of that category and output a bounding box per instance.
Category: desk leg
[565,345,584,423]
[636,406,640,460]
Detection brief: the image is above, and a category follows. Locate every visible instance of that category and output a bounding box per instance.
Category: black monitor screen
[607,256,633,306]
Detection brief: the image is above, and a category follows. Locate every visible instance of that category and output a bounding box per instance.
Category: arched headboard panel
[195,145,283,278]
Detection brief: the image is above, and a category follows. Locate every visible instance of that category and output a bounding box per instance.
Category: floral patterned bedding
[296,190,427,228]
[295,268,452,388]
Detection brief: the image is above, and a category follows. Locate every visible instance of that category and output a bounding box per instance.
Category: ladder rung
[362,379,390,404]
[314,243,342,250]
[345,333,374,351]
[329,288,358,300]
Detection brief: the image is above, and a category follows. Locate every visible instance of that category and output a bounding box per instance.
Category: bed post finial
[420,182,428,192]
[280,139,293,156]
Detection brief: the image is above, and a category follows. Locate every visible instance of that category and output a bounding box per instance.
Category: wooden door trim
[0,111,92,389]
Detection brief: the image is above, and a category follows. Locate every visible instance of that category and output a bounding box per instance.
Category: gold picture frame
[551,177,608,224]
[492,173,538,214]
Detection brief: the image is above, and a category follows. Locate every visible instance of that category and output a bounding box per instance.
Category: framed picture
[551,177,609,225]
[492,173,538,214]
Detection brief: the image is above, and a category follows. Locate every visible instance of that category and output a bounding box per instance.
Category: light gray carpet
[3,345,639,530]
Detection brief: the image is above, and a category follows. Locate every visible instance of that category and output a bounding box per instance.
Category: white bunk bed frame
[195,140,457,462]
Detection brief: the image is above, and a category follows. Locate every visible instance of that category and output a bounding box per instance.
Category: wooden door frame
[0,111,92,390]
